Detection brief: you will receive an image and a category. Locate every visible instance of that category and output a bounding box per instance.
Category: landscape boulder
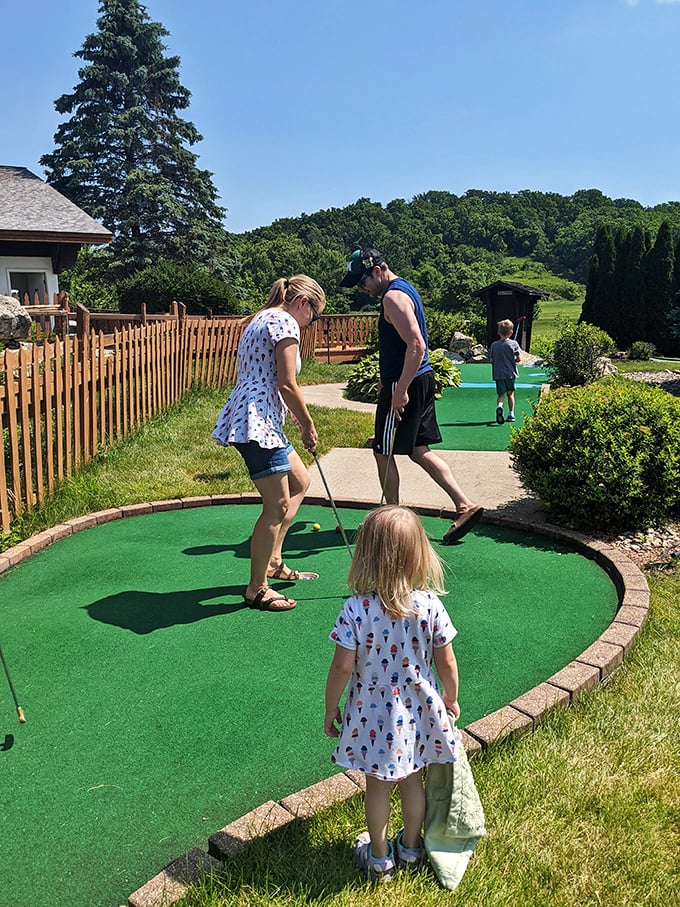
[0,294,32,343]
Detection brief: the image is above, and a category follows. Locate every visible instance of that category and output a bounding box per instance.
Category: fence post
[76,302,90,340]
[141,303,147,325]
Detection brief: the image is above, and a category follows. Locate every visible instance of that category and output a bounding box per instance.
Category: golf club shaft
[0,644,26,724]
[312,452,353,558]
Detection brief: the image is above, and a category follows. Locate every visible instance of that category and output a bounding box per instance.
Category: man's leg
[374,450,400,505]
[409,445,476,513]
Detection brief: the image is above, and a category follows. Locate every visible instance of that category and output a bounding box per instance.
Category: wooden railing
[315,312,378,362]
[15,291,71,340]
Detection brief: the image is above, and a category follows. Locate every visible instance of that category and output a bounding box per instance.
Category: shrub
[118,260,240,316]
[344,351,460,404]
[425,309,486,348]
[545,322,616,386]
[511,380,680,532]
[628,340,655,361]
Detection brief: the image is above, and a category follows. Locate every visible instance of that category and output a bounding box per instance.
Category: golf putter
[312,451,353,558]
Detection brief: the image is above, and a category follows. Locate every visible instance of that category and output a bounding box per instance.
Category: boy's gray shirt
[489,337,520,380]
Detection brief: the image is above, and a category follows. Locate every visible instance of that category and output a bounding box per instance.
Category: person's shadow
[83,585,246,634]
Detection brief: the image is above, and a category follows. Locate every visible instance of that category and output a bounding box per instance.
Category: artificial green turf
[0,502,617,907]
[434,363,550,450]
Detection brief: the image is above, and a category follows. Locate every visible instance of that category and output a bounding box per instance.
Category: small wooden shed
[473,280,549,352]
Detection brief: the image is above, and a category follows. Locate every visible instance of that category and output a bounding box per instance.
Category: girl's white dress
[329,590,458,781]
[211,309,301,449]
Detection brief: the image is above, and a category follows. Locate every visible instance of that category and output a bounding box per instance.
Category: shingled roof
[0,166,112,244]
[472,280,549,299]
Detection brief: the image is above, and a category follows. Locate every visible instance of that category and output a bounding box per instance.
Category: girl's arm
[275,337,317,451]
[433,642,460,720]
[324,644,355,737]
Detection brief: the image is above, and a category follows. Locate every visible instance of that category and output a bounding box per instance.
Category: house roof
[472,280,550,299]
[0,166,112,244]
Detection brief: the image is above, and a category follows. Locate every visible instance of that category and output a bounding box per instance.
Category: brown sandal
[244,587,296,612]
[441,505,484,545]
[267,563,319,581]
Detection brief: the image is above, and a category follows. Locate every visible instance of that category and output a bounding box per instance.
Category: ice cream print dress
[211,309,301,449]
[329,591,458,780]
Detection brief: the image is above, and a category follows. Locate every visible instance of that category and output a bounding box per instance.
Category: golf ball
[335,525,341,533]
[312,523,321,531]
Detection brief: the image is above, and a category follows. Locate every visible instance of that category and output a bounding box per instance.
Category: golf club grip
[17,706,26,724]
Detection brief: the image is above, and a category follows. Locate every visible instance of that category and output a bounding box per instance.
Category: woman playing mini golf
[212,274,325,612]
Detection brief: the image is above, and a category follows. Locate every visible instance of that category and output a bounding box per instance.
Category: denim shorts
[233,441,293,480]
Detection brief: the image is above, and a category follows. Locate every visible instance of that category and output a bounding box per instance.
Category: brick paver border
[0,495,649,907]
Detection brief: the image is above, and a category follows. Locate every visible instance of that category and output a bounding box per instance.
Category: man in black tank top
[340,249,483,543]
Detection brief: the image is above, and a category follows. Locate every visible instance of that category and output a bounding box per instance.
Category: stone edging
[0,495,650,907]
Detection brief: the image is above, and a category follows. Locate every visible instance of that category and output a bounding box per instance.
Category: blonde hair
[348,506,445,618]
[265,274,326,313]
[498,319,514,337]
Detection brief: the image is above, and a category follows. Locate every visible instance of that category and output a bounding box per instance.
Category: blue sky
[4,0,680,233]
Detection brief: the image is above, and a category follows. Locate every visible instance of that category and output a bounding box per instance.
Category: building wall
[0,255,59,300]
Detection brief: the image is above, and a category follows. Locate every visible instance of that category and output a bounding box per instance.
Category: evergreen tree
[40,0,231,278]
[592,225,617,337]
[645,221,674,351]
[616,226,647,349]
[580,250,599,325]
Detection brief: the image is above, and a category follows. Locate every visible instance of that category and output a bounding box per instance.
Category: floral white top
[211,308,301,449]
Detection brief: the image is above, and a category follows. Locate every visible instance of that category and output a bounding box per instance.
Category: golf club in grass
[0,643,26,724]
[312,451,354,558]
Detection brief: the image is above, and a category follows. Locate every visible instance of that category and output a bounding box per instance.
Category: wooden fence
[0,315,314,532]
[0,308,375,532]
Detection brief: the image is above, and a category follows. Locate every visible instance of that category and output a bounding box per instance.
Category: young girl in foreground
[324,506,460,883]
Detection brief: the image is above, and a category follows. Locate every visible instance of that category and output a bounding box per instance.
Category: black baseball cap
[340,248,385,288]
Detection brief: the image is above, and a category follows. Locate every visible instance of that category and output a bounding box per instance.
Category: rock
[448,331,476,353]
[0,294,32,342]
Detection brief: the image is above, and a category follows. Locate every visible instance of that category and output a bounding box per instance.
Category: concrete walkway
[304,382,543,519]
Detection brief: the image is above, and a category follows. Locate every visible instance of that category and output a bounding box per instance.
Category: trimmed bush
[118,260,240,316]
[345,351,460,404]
[546,322,616,386]
[628,340,655,361]
[511,379,680,532]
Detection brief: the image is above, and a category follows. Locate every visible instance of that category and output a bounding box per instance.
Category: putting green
[434,364,550,450]
[0,502,617,907]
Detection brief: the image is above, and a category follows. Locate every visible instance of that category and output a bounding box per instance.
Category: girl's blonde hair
[265,274,326,313]
[348,506,445,618]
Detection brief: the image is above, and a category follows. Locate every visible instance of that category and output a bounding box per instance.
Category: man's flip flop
[267,563,319,581]
[441,505,484,545]
[244,587,296,612]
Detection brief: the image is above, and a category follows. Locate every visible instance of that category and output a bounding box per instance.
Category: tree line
[42,1,680,353]
[581,222,679,355]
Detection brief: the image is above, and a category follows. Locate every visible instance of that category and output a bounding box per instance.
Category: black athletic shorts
[373,370,442,456]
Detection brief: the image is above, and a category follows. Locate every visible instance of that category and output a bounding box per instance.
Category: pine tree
[592,225,617,338]
[616,226,647,349]
[580,251,599,325]
[645,220,674,351]
[40,0,230,277]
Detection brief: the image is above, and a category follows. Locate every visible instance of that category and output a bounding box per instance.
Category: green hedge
[511,379,680,532]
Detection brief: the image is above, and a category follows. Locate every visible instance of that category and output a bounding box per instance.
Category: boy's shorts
[495,378,516,394]
[373,371,442,456]
[233,441,293,480]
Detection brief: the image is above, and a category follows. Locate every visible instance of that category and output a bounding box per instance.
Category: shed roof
[0,166,112,244]
[472,280,550,299]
